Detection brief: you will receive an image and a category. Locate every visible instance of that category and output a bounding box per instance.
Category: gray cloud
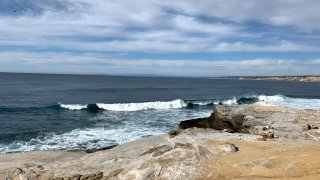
[0,0,320,75]
[0,0,319,52]
[0,52,319,76]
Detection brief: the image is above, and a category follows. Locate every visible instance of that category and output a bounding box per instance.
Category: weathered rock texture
[179,105,246,133]
[180,103,320,140]
[1,103,320,180]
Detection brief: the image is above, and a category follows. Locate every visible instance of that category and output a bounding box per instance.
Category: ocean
[0,72,320,153]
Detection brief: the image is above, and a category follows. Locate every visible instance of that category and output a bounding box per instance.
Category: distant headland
[230,75,320,82]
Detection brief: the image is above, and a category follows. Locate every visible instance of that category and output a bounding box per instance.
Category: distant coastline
[232,75,320,82]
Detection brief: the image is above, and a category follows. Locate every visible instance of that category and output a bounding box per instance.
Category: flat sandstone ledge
[1,103,319,179]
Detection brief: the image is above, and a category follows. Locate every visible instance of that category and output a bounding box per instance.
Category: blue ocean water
[0,72,320,153]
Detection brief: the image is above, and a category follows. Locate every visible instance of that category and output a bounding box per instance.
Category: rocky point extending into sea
[1,102,320,180]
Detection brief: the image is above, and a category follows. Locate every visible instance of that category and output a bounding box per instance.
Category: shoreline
[1,103,320,179]
[238,76,320,82]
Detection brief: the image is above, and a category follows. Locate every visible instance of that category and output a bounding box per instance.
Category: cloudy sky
[1,0,320,76]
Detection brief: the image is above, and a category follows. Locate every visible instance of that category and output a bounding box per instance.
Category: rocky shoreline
[1,103,320,179]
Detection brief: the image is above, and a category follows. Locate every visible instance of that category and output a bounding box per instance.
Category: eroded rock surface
[180,103,320,140]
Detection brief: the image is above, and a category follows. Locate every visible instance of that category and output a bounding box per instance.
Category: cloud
[0,0,320,75]
[1,0,320,53]
[168,0,320,31]
[0,52,319,76]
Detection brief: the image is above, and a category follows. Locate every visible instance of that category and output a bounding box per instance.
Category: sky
[1,0,320,77]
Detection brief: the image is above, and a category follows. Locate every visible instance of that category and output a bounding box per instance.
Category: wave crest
[59,99,187,111]
[58,95,320,112]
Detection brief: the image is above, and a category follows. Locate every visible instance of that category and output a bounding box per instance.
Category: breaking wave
[1,95,319,153]
[59,99,187,111]
[0,127,166,153]
[1,95,319,114]
[57,95,320,111]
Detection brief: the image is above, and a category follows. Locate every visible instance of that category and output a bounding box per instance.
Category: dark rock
[213,106,246,132]
[85,144,118,153]
[179,105,247,133]
[179,117,211,129]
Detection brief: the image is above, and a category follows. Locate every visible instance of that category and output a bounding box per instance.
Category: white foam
[257,95,320,109]
[219,97,238,105]
[258,95,286,103]
[189,97,238,106]
[60,100,187,112]
[60,103,87,110]
[59,95,320,111]
[0,127,166,153]
[97,99,187,111]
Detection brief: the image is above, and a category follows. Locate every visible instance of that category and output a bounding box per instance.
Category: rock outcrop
[179,105,247,133]
[179,103,320,139]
